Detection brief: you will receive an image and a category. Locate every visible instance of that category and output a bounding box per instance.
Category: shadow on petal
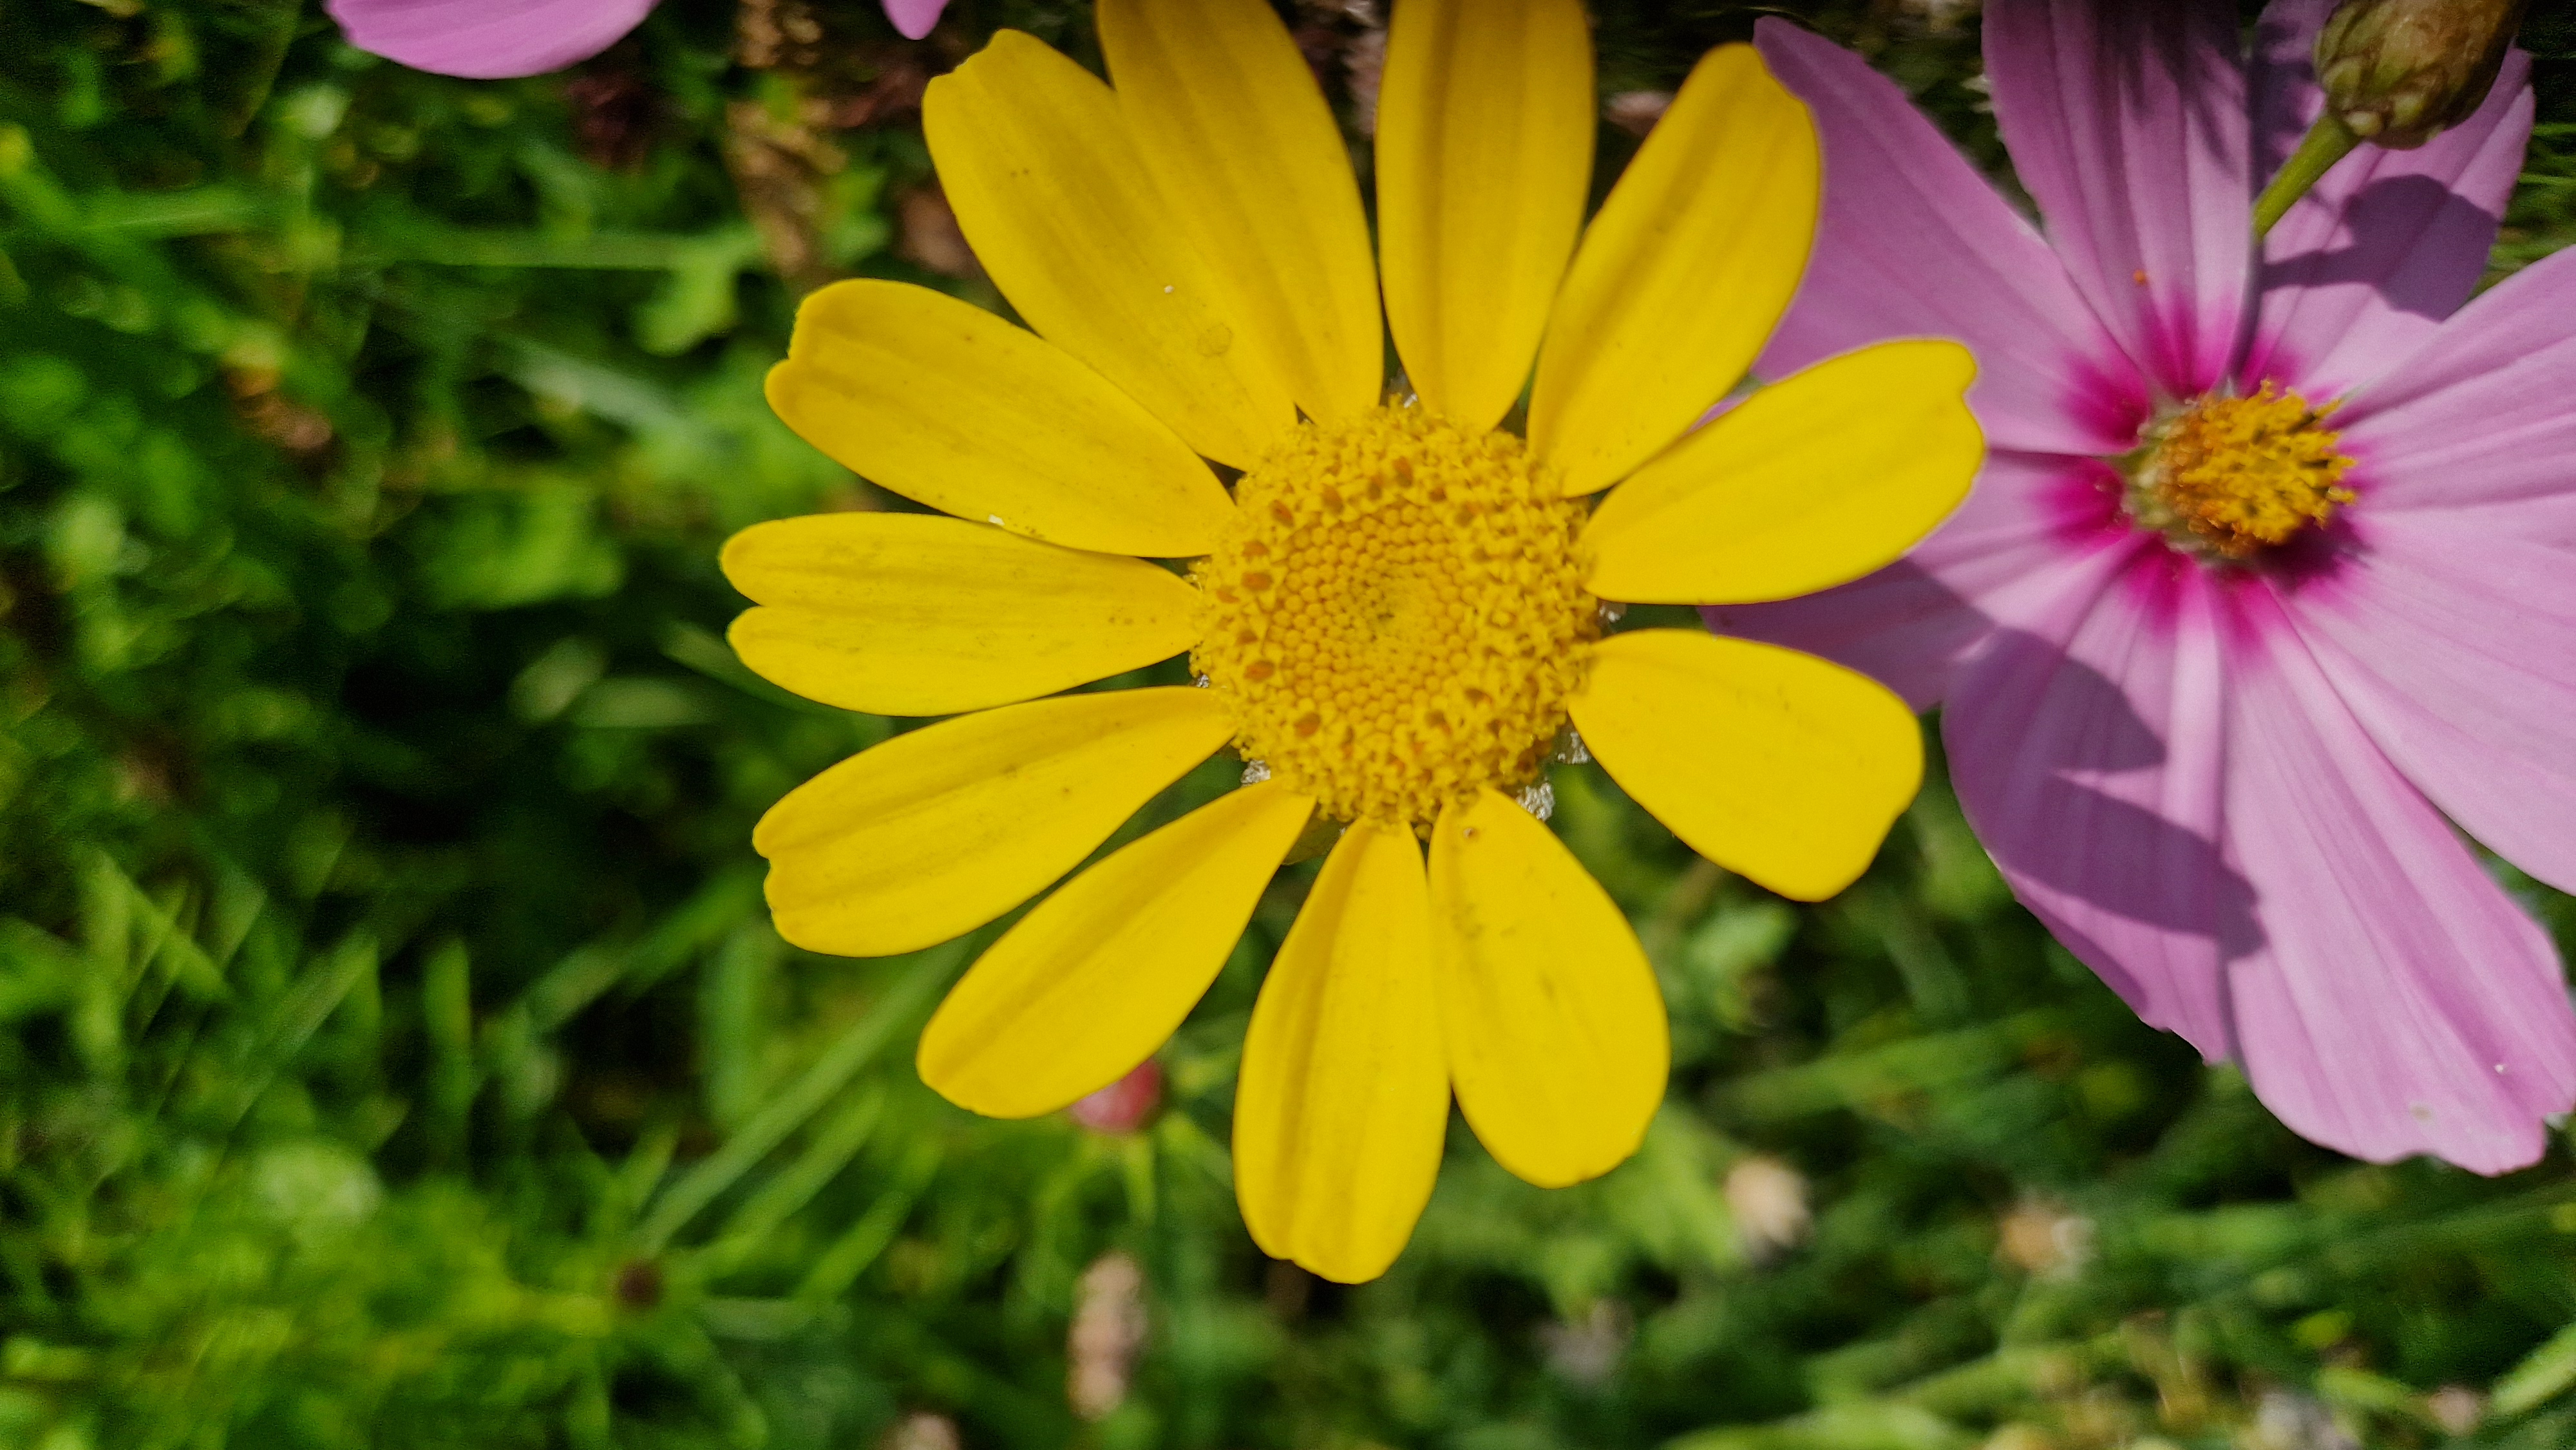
[1952,625,2263,958]
[2260,174,2504,323]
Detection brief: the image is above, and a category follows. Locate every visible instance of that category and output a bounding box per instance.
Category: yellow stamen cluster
[1192,406,1600,831]
[2126,384,2356,560]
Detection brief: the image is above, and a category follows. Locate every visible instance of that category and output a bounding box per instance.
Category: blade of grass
[701,1083,887,1272]
[2496,1319,2576,1418]
[633,942,964,1254]
[795,1135,943,1303]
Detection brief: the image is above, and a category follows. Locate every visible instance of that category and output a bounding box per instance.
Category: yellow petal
[1529,45,1820,495]
[1567,630,1921,902]
[1428,788,1665,1189]
[766,279,1235,558]
[1374,0,1593,432]
[1582,341,1982,604]
[1234,820,1448,1284]
[918,780,1314,1118]
[1097,0,1381,422]
[755,688,1233,958]
[925,31,1296,469]
[723,513,1202,717]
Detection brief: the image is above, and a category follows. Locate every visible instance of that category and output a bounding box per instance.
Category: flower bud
[1068,1059,1162,1135]
[2313,0,2530,149]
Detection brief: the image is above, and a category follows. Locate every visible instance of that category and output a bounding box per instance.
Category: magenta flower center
[2119,384,2357,560]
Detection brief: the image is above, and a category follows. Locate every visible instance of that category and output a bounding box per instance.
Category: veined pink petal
[1944,554,2576,1174]
[1984,0,2251,398]
[1750,19,2142,455]
[2334,247,2576,544]
[883,0,948,39]
[1708,451,2134,709]
[2216,588,2576,1175]
[328,0,655,78]
[2243,0,2533,399]
[2286,521,2576,896]
[1944,547,2246,1057]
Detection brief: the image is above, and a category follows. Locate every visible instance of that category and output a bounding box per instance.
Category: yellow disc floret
[2125,384,2357,560]
[1192,406,1600,831]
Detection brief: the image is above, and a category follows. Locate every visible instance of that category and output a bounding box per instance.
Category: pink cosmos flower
[1716,0,2576,1172]
[328,0,950,79]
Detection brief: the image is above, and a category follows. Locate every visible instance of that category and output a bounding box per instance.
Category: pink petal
[2333,247,2576,545]
[2215,587,2576,1174]
[2285,520,2576,896]
[2242,0,2533,399]
[1983,0,2252,397]
[1944,548,2246,1057]
[1942,547,2576,1174]
[327,0,654,78]
[1750,19,2143,455]
[1707,451,2134,710]
[883,0,947,39]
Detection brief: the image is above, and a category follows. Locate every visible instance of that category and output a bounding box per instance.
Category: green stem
[2254,113,2365,236]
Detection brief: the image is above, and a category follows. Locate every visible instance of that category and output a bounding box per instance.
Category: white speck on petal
[1162,285,1174,294]
[987,514,1006,527]
[1191,673,1211,688]
[1241,759,1271,785]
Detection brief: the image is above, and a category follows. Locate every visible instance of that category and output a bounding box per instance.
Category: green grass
[3,1,2575,1445]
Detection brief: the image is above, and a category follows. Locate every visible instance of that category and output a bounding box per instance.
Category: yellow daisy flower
[726,0,1982,1283]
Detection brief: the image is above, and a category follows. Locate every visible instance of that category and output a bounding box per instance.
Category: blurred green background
[4,1,2575,1445]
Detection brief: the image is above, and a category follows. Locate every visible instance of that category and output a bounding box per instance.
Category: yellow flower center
[2123,384,2356,560]
[1191,406,1600,831]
